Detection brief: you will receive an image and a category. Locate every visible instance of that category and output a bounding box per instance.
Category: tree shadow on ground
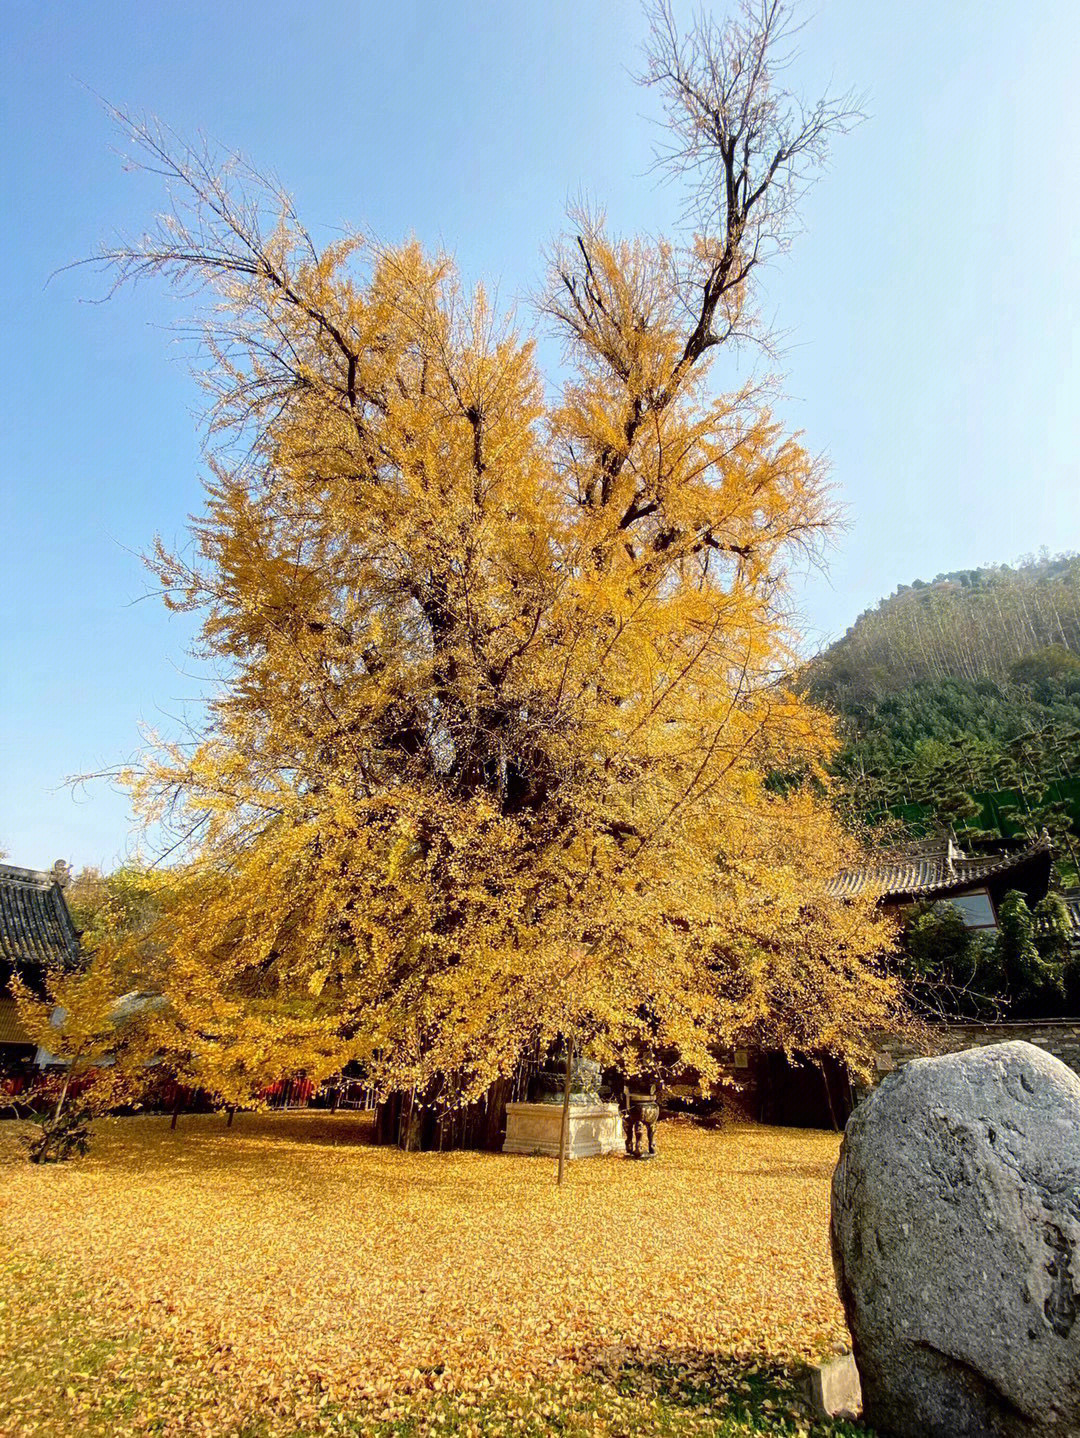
[62,1111,555,1197]
[134,1108,378,1151]
[184,1109,379,1146]
[0,1111,386,1181]
[334,1347,875,1437]
[570,1346,872,1436]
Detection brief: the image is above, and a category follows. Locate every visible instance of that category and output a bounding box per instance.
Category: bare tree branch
[641,0,863,356]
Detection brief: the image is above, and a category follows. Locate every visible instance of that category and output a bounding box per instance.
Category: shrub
[22,1098,95,1164]
[900,888,1078,1017]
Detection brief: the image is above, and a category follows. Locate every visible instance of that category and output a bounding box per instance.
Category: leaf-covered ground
[0,1113,870,1437]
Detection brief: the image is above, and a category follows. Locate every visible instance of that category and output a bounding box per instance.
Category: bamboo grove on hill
[26,2,900,1113]
[812,557,1080,705]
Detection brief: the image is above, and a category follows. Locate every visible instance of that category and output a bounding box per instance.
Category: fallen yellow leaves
[0,1113,854,1436]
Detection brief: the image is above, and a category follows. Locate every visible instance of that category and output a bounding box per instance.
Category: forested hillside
[811,556,1080,866]
[812,554,1080,705]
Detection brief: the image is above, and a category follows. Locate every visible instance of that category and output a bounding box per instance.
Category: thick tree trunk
[818,1059,840,1133]
[400,1089,422,1151]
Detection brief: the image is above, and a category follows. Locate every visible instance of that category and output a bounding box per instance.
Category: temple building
[825,830,1055,929]
[724,832,1072,1130]
[0,861,81,1080]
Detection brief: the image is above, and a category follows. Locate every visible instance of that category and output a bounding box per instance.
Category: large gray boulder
[831,1041,1080,1437]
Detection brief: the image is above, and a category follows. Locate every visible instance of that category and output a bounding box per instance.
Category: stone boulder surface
[831,1040,1080,1437]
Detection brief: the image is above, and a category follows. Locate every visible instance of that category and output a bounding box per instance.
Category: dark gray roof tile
[827,833,1053,902]
[0,864,81,970]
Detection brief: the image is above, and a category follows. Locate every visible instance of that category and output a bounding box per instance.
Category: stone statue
[621,1078,659,1159]
[529,1044,602,1105]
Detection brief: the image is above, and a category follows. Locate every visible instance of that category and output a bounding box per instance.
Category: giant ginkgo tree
[88,1,899,1127]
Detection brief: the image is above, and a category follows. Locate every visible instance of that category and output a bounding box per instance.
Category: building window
[947,888,997,930]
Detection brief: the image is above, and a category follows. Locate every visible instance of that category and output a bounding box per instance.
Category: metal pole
[556,1035,574,1187]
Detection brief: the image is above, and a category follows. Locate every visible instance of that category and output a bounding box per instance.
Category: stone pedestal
[807,1354,862,1421]
[502,1101,623,1158]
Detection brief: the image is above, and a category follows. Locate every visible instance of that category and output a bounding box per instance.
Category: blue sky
[2,0,1079,871]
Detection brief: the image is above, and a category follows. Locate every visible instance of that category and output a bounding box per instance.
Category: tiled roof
[0,864,81,970]
[827,833,1054,902]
